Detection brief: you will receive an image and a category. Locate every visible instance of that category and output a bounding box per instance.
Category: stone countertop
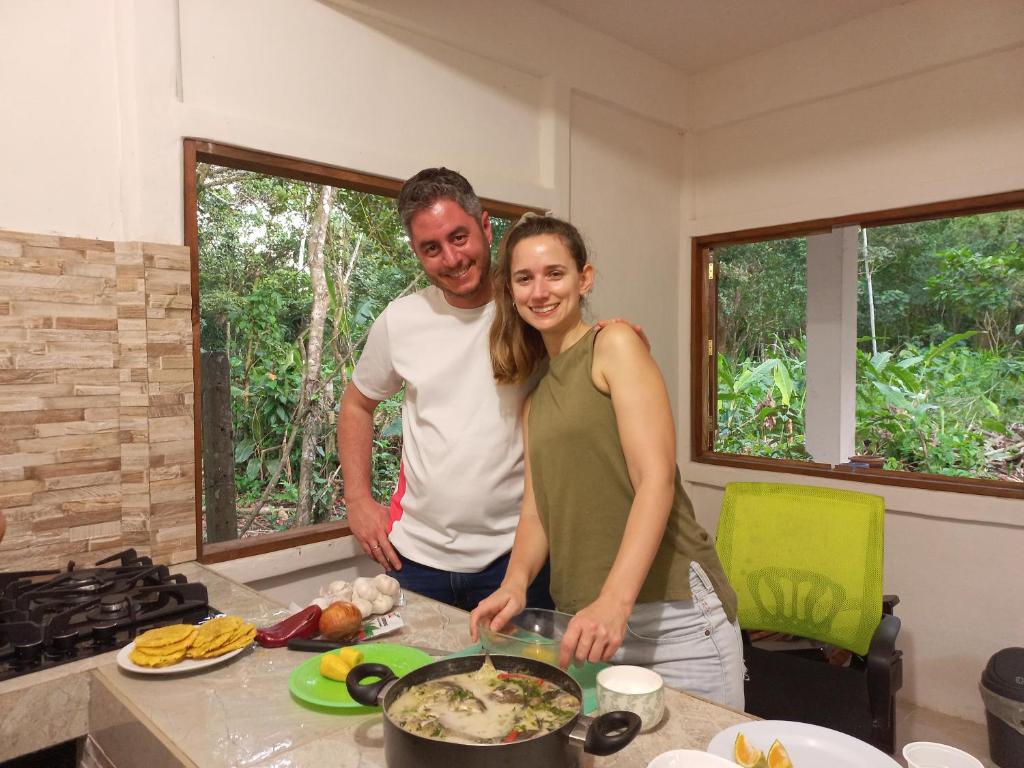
[82,562,751,767]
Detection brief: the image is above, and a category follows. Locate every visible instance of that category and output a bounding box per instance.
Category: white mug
[902,741,984,768]
[596,665,665,732]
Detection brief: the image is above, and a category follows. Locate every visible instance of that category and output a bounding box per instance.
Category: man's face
[407,199,493,309]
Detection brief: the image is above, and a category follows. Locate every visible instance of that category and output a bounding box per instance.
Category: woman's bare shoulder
[594,321,647,357]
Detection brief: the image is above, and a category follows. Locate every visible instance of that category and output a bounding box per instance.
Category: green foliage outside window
[713,209,1024,484]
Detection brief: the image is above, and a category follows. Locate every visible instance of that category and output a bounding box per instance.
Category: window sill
[200,521,353,564]
[206,532,363,586]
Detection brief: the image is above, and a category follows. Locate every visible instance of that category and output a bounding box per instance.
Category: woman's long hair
[490,214,590,384]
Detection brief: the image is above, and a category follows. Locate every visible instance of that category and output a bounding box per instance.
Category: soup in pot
[388,657,579,744]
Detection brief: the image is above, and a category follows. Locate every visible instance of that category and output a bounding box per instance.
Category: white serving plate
[116,640,249,675]
[707,720,900,768]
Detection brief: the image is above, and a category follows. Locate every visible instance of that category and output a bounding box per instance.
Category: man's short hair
[396,167,483,235]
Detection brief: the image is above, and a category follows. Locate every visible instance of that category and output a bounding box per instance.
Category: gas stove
[0,549,213,682]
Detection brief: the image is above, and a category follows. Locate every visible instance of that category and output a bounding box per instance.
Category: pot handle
[570,710,642,757]
[345,662,398,707]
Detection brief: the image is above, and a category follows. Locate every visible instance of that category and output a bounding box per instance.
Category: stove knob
[14,640,44,666]
[92,623,117,647]
[50,631,79,656]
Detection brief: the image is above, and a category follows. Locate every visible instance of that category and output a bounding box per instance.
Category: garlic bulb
[331,585,354,603]
[309,596,331,610]
[374,574,400,596]
[352,596,373,619]
[327,579,350,594]
[353,577,379,601]
[370,593,394,615]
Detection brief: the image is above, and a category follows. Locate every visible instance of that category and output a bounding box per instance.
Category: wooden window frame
[184,138,535,563]
[691,188,1024,501]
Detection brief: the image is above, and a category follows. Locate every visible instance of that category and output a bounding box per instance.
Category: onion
[318,601,363,641]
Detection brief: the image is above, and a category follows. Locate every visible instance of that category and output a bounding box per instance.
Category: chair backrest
[716,482,885,656]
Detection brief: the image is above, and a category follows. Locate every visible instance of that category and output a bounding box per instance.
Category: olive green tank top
[527,328,737,618]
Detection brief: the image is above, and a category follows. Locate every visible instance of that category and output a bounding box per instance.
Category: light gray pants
[611,562,745,710]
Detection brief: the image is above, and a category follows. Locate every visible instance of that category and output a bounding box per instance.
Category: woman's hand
[469,586,526,643]
[558,596,631,667]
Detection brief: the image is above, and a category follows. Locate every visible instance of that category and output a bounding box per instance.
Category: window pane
[856,211,1024,482]
[715,237,809,460]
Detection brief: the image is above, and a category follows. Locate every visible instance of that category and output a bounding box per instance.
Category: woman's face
[510,233,593,334]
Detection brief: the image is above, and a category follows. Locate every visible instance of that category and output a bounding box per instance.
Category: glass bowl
[477,607,573,666]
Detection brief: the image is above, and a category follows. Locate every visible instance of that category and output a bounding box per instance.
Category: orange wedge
[734,731,766,768]
[767,738,794,768]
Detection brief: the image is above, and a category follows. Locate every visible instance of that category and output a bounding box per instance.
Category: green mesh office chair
[716,482,903,754]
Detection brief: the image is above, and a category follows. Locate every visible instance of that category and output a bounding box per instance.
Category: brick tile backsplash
[0,229,197,569]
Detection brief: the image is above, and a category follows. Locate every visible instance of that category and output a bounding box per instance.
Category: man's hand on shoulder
[593,317,650,351]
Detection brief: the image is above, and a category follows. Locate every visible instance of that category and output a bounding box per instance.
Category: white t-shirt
[351,286,528,572]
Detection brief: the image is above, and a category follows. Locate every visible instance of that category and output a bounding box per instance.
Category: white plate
[116,640,250,675]
[647,749,738,768]
[707,720,900,768]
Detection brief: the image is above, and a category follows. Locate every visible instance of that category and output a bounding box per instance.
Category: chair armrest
[883,594,900,615]
[866,613,902,714]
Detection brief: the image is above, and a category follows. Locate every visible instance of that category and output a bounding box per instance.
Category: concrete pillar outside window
[804,225,859,466]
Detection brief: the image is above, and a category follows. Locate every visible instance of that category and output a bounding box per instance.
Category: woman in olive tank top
[469,215,744,710]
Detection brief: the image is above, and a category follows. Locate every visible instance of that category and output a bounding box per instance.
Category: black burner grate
[0,549,213,681]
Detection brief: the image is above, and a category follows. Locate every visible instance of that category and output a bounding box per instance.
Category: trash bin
[980,647,1024,768]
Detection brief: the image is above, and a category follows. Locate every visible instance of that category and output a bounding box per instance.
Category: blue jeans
[612,562,745,710]
[394,549,555,612]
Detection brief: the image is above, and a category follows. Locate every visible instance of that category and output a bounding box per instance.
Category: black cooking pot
[347,654,641,768]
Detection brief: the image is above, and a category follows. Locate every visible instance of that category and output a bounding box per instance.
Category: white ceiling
[534,0,911,74]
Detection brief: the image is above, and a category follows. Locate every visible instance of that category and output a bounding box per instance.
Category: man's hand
[594,318,651,351]
[347,496,402,572]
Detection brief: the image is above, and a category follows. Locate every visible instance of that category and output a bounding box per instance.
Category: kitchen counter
[9,562,753,766]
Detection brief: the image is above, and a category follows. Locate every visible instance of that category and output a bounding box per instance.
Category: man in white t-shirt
[337,168,553,610]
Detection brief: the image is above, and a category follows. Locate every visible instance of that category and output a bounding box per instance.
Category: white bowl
[647,749,739,768]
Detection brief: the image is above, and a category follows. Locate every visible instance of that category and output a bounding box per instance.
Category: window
[714,237,808,461]
[184,140,526,561]
[693,191,1024,499]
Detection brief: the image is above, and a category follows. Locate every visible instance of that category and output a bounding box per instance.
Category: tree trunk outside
[862,227,878,356]
[201,351,237,541]
[297,185,333,526]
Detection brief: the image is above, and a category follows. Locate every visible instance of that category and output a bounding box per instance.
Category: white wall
[0,0,686,356]
[683,0,1024,722]
[569,93,686,410]
[0,2,125,239]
